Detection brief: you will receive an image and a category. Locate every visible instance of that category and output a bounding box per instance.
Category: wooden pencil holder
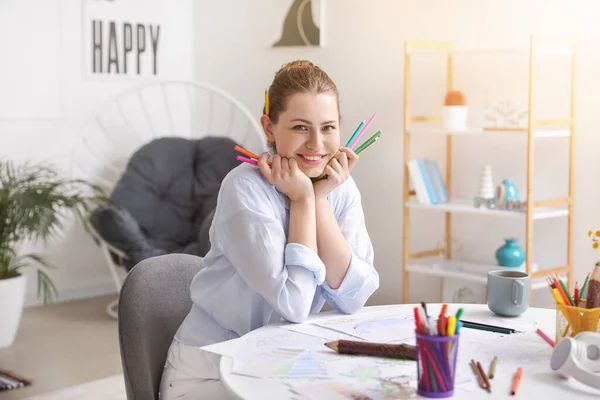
[555,300,600,342]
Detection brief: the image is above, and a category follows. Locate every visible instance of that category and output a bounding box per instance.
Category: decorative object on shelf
[477,165,495,201]
[474,178,526,212]
[407,158,449,205]
[497,179,520,206]
[484,100,528,129]
[443,90,467,131]
[495,238,526,267]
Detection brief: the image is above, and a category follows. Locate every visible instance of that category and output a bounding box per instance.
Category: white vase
[443,106,468,131]
[0,274,26,349]
[478,165,495,199]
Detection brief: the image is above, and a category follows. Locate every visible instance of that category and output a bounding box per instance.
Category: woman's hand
[258,154,314,202]
[313,148,359,200]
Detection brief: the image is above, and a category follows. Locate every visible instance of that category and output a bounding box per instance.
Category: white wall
[0,0,195,306]
[3,0,600,308]
[194,0,600,307]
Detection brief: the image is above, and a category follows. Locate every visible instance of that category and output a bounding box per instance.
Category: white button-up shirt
[175,163,379,347]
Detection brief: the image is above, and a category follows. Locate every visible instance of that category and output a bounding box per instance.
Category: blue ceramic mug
[487,270,530,317]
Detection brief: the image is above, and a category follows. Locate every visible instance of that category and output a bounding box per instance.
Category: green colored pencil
[354,131,381,154]
[461,322,512,335]
[345,120,365,147]
[455,307,464,320]
[557,276,576,306]
[580,273,591,299]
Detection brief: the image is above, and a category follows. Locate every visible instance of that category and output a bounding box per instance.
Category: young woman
[159,60,379,399]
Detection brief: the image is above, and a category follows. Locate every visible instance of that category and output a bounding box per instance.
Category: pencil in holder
[556,300,600,343]
[415,332,459,398]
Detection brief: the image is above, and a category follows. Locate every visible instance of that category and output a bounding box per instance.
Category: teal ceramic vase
[495,238,525,267]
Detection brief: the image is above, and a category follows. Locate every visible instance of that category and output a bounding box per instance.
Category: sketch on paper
[273,0,324,47]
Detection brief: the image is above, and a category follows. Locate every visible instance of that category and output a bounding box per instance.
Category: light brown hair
[264,60,340,123]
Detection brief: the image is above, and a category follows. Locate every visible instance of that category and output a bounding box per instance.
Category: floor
[0,294,122,399]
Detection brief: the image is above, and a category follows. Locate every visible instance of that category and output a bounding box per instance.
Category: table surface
[218,303,600,399]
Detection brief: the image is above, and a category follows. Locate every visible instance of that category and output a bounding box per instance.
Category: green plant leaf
[0,158,111,303]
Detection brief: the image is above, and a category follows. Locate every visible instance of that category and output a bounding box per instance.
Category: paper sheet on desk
[453,327,554,391]
[308,310,416,343]
[201,329,325,363]
[231,347,329,379]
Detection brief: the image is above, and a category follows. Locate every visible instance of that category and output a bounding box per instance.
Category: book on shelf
[407,158,449,205]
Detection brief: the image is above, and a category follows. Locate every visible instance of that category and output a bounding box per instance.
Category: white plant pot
[443,106,468,131]
[0,274,26,349]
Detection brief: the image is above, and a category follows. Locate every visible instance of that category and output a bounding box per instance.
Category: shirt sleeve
[212,176,325,323]
[321,178,379,314]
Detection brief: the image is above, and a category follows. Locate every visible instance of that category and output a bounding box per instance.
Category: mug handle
[512,280,524,306]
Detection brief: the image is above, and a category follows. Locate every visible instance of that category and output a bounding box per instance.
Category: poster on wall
[82,0,167,78]
[273,0,325,47]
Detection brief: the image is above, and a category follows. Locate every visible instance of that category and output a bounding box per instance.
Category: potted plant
[0,159,109,348]
[443,90,468,131]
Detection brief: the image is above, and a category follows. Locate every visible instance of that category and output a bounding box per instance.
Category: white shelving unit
[405,198,569,220]
[402,36,576,303]
[407,127,571,138]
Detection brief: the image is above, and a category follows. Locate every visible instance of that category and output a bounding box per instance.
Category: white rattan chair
[71,80,266,318]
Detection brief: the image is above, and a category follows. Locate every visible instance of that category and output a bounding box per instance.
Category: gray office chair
[118,254,203,400]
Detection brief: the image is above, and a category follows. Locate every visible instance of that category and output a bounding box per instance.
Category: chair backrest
[118,254,203,400]
[70,80,267,190]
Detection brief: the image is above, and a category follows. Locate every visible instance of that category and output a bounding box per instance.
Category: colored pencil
[552,276,571,305]
[455,307,464,320]
[471,359,488,391]
[489,356,498,379]
[447,316,456,336]
[237,155,258,166]
[476,361,492,392]
[459,320,517,333]
[234,145,271,166]
[536,328,555,347]
[461,322,512,335]
[324,340,416,360]
[575,282,579,306]
[349,112,377,150]
[354,131,381,154]
[355,136,379,155]
[511,367,523,395]
[345,120,365,147]
[556,275,576,306]
[264,88,269,115]
[581,273,591,299]
[439,304,448,317]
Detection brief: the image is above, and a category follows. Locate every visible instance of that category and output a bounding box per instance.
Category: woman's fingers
[258,153,273,183]
[338,147,358,170]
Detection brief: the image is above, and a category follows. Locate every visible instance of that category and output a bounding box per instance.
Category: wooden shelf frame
[402,36,577,303]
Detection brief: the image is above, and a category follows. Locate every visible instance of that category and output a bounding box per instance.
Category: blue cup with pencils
[414,304,462,398]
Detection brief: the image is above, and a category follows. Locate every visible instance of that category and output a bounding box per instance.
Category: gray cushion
[118,254,202,400]
[91,136,241,267]
[89,205,167,270]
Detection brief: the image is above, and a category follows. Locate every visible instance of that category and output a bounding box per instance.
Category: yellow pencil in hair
[265,88,269,116]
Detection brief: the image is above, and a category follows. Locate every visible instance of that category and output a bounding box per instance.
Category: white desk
[218,304,600,399]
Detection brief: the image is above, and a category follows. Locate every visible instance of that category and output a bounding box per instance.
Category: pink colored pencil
[536,328,555,347]
[349,112,377,150]
[236,155,258,166]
